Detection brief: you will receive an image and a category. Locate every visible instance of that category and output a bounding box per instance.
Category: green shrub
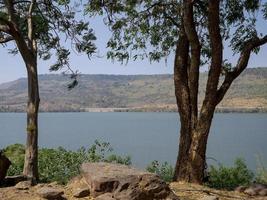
[3,140,131,184]
[255,156,267,184]
[206,158,253,190]
[146,160,174,182]
[3,143,25,176]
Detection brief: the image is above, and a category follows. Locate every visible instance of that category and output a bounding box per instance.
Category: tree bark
[174,122,212,183]
[173,0,221,184]
[23,58,40,183]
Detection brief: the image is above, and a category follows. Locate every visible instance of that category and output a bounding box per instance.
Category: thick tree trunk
[174,114,213,183]
[23,59,40,183]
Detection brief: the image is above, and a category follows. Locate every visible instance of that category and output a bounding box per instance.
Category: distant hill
[0,67,266,112]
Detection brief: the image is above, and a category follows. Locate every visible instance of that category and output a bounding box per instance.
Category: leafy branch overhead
[0,0,97,87]
[86,0,267,66]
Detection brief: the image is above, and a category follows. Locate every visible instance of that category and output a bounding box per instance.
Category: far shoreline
[0,107,267,113]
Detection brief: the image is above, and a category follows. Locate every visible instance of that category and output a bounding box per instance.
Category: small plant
[3,140,131,184]
[146,160,174,182]
[206,158,253,190]
[3,143,25,176]
[255,156,267,184]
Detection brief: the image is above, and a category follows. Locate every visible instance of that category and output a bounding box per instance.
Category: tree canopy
[0,0,97,87]
[86,0,267,66]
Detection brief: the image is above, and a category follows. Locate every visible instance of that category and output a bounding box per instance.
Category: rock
[81,162,179,200]
[258,188,267,196]
[244,187,257,196]
[95,193,116,200]
[73,187,90,198]
[67,176,90,198]
[235,186,247,193]
[15,181,32,190]
[199,195,219,200]
[0,151,11,182]
[37,187,64,199]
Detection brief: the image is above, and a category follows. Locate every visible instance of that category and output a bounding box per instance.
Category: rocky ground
[0,162,266,200]
[0,181,267,200]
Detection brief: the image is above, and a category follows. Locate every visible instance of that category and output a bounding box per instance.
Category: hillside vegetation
[0,68,266,112]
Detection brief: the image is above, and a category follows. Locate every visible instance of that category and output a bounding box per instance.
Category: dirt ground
[170,182,267,200]
[0,182,266,200]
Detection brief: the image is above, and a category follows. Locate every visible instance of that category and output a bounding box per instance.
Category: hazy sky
[0,12,266,84]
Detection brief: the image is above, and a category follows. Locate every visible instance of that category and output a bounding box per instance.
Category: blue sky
[0,12,266,84]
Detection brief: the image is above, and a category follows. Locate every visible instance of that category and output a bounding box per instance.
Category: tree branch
[0,24,10,33]
[200,0,222,117]
[27,0,36,53]
[0,35,13,43]
[183,0,201,127]
[3,0,16,23]
[216,35,267,104]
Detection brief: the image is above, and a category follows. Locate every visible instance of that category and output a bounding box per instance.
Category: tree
[0,0,96,183]
[86,0,267,183]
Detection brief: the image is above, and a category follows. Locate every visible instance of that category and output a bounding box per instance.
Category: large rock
[0,151,11,182]
[15,181,32,190]
[81,162,179,200]
[37,186,64,199]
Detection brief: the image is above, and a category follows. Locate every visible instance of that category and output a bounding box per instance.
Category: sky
[0,10,266,84]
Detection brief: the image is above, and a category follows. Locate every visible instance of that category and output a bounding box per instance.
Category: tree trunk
[173,114,213,183]
[23,59,40,183]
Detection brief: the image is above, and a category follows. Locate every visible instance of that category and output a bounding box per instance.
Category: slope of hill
[0,68,266,112]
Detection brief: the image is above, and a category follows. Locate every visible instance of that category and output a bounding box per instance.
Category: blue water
[0,112,266,170]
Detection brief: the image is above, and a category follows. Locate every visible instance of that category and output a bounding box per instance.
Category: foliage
[255,156,267,184]
[3,144,25,176]
[146,160,174,182]
[0,0,96,85]
[86,0,266,65]
[206,158,254,190]
[3,140,131,184]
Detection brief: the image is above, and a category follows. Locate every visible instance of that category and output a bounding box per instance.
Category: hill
[0,68,266,112]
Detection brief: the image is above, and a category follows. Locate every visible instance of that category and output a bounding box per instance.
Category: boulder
[258,188,267,196]
[244,187,257,196]
[37,186,64,199]
[199,195,219,200]
[81,162,179,200]
[251,183,267,193]
[235,186,247,193]
[15,181,32,190]
[67,176,90,198]
[0,151,11,182]
[73,187,90,198]
[95,193,116,200]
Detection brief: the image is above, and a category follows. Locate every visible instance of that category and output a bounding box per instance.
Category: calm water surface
[0,112,266,170]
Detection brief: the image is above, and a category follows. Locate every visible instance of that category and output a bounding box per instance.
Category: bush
[146,160,174,182]
[206,158,254,190]
[3,143,25,176]
[255,156,267,184]
[3,140,131,184]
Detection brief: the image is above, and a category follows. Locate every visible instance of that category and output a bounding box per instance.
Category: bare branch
[216,35,267,104]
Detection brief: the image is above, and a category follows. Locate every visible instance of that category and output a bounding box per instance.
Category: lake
[0,112,266,170]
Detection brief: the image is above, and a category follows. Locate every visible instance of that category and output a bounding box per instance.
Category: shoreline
[0,107,267,113]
